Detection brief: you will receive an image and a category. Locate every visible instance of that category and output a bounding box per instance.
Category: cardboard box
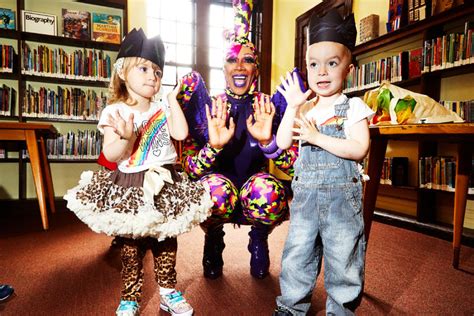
[360,14,379,43]
[22,10,57,36]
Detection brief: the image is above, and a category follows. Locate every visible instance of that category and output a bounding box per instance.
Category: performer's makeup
[224,44,258,95]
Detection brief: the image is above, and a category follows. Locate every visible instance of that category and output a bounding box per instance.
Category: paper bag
[364,81,464,125]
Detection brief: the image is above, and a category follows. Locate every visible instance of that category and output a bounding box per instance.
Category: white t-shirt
[305,94,374,139]
[98,100,177,173]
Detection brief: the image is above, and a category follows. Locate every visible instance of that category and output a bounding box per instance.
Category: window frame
[146,0,273,94]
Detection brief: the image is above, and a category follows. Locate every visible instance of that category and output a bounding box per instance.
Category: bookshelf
[0,0,127,202]
[345,3,474,104]
[364,123,473,268]
[346,1,474,226]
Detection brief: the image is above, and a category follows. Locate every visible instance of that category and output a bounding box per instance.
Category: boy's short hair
[308,8,357,51]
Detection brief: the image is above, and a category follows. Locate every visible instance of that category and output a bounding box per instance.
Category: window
[208,1,234,95]
[146,0,270,96]
[147,0,195,96]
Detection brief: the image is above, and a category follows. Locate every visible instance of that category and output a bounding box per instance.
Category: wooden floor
[0,206,473,315]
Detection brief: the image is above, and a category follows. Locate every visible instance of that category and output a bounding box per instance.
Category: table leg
[25,131,49,230]
[38,135,56,214]
[363,137,388,242]
[452,143,472,268]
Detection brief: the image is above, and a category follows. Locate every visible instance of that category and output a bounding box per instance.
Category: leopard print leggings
[120,237,177,302]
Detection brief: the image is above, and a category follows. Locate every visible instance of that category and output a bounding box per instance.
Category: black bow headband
[117,28,166,70]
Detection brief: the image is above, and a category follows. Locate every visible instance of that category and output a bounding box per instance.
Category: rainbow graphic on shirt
[127,108,167,167]
[321,116,344,127]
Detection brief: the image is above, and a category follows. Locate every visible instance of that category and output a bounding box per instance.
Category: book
[0,84,15,116]
[62,9,91,40]
[91,13,121,44]
[387,0,407,33]
[408,2,431,24]
[0,44,15,72]
[22,10,57,35]
[408,47,423,78]
[431,0,462,15]
[0,8,15,30]
[464,21,474,63]
[391,157,409,186]
[400,50,409,80]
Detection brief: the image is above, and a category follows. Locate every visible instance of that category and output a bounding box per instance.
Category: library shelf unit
[364,123,473,268]
[0,0,128,219]
[351,5,474,268]
[347,3,474,102]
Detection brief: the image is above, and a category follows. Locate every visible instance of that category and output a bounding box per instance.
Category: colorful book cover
[0,8,15,30]
[408,47,423,78]
[387,0,407,32]
[91,13,121,44]
[62,9,91,40]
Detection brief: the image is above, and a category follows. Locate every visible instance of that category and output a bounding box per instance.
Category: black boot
[202,224,225,279]
[110,236,123,249]
[248,223,272,279]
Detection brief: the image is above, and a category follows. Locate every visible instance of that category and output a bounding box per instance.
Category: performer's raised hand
[205,97,235,149]
[246,94,275,145]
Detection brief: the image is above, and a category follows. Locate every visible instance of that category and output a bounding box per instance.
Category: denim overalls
[277,98,366,315]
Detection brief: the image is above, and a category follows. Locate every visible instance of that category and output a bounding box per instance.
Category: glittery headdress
[225,0,258,63]
[308,8,357,51]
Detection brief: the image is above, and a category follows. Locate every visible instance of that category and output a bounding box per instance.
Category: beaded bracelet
[258,135,282,159]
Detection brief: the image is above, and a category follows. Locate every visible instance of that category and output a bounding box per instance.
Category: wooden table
[0,122,57,230]
[363,123,474,268]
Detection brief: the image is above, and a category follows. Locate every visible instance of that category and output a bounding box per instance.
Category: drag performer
[177,0,302,279]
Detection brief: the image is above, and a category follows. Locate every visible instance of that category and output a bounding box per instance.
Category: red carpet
[1,207,473,315]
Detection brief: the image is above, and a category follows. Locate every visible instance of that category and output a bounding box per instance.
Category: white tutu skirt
[64,166,213,240]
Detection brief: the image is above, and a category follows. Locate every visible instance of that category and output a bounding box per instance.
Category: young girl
[273,9,374,315]
[64,28,212,316]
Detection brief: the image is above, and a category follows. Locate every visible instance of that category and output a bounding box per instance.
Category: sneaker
[116,300,139,316]
[272,306,294,316]
[160,290,193,316]
[0,284,14,302]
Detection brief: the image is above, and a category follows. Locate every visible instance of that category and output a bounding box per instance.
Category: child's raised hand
[276,71,312,110]
[107,110,135,141]
[168,79,182,102]
[293,116,320,145]
[205,97,235,149]
[246,94,275,144]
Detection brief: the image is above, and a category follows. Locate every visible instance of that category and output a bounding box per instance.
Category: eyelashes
[225,56,256,64]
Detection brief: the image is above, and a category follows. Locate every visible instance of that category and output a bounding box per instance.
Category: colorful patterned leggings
[120,237,177,302]
[200,172,288,226]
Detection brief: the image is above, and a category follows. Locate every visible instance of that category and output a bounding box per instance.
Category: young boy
[273,8,374,315]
